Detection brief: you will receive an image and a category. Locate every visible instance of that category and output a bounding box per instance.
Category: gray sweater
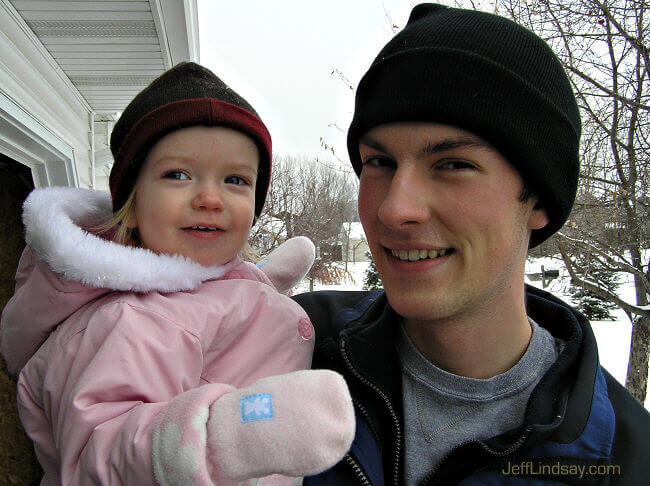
[397,318,562,485]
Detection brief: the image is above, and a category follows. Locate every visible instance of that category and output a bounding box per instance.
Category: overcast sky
[197,0,426,165]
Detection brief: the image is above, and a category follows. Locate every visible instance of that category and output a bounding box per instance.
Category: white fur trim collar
[23,187,231,292]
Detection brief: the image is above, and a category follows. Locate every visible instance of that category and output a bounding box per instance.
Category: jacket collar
[339,292,401,396]
[23,187,235,293]
[524,285,596,444]
[341,286,595,445]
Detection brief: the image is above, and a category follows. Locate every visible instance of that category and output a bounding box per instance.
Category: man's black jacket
[293,285,650,485]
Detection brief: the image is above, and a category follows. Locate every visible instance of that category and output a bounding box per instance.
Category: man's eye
[362,157,395,169]
[163,171,189,180]
[225,175,249,185]
[436,160,476,171]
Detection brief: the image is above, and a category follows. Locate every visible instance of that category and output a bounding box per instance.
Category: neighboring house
[341,221,369,263]
[603,217,649,248]
[0,0,199,193]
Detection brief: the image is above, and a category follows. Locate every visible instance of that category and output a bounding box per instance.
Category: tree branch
[558,240,650,318]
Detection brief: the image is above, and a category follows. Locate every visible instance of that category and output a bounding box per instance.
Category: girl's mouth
[185,225,223,232]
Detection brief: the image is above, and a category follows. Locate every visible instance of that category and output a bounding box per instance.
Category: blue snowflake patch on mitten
[240,393,273,423]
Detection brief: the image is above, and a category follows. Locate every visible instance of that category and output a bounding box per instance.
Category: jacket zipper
[340,336,402,486]
[344,453,372,486]
[421,426,533,484]
[351,396,381,447]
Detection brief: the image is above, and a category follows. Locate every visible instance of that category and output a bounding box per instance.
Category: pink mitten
[257,236,315,294]
[206,369,355,483]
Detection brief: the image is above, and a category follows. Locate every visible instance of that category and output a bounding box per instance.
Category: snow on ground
[296,258,649,409]
[294,261,371,293]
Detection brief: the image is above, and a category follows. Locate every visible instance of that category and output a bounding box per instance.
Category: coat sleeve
[22,300,236,485]
[1,246,108,374]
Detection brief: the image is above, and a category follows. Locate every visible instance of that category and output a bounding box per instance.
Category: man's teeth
[391,248,450,261]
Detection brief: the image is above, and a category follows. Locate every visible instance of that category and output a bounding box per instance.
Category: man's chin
[383,287,447,323]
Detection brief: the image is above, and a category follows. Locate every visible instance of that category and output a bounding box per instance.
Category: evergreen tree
[569,269,619,320]
[363,251,383,290]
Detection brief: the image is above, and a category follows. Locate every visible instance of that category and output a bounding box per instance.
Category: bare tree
[489,0,649,403]
[250,154,358,289]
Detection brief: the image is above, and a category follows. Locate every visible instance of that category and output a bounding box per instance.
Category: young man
[294,4,650,485]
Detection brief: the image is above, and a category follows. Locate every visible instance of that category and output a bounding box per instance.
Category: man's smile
[388,247,454,261]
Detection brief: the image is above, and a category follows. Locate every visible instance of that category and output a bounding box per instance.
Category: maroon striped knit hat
[110,62,272,217]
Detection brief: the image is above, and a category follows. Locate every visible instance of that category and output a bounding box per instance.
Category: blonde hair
[95,186,259,262]
[94,187,139,246]
[239,241,260,263]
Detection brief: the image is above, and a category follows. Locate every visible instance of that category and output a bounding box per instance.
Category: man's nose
[377,168,429,229]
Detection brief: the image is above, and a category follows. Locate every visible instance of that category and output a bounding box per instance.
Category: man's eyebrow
[417,136,492,157]
[358,135,387,153]
[359,134,493,156]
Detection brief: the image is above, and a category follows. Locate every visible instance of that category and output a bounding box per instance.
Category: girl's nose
[191,183,224,210]
[378,169,429,229]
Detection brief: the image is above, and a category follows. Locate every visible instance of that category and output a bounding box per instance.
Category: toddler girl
[0,62,354,485]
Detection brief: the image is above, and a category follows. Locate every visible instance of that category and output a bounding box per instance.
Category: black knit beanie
[110,62,272,217]
[348,3,581,247]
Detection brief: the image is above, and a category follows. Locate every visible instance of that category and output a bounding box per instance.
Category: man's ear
[528,202,549,230]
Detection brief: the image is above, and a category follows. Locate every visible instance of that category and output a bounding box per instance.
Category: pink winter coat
[1,187,315,485]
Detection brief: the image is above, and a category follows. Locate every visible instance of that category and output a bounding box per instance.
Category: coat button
[298,318,314,340]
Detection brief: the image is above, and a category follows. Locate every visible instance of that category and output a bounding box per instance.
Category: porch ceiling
[9,0,197,117]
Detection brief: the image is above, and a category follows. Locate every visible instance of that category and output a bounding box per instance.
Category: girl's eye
[163,171,190,180]
[436,159,476,171]
[225,175,249,185]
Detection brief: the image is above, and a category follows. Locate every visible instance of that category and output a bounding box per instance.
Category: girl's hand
[206,369,355,483]
[257,237,315,295]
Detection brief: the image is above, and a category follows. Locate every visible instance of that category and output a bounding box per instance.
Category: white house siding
[0,0,199,191]
[0,0,90,188]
